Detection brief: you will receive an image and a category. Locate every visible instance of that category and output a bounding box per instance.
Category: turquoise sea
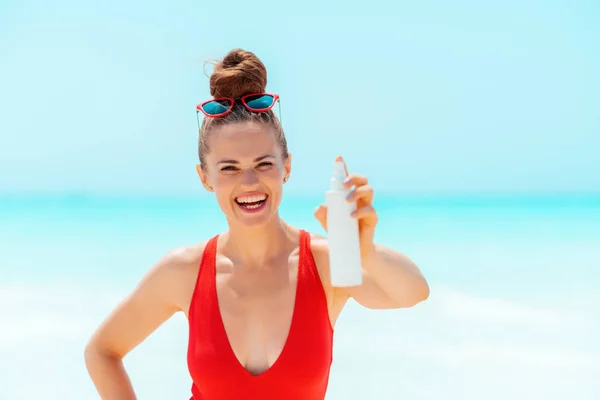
[1,194,599,399]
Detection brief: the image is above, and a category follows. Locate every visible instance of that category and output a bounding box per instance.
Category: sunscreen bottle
[325,156,363,287]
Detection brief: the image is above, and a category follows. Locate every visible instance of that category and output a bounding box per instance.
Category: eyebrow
[216,154,275,165]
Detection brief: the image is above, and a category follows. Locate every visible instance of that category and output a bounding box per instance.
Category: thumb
[314,204,328,232]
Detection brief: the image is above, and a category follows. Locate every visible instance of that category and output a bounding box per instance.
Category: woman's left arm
[346,244,430,309]
[314,157,429,310]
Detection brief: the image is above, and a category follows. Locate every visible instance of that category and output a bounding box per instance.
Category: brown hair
[198,48,288,169]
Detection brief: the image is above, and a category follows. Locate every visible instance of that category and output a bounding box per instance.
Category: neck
[222,213,292,267]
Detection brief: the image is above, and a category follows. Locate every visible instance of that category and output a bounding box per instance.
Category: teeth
[236,195,267,204]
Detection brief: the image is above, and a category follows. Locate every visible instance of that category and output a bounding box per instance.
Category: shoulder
[304,231,334,286]
[153,241,209,278]
[140,239,211,313]
[306,231,329,263]
[304,230,351,323]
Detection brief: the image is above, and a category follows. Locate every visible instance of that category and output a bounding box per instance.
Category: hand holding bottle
[314,156,379,286]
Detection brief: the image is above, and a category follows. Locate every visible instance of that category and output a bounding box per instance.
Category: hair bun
[209,48,268,99]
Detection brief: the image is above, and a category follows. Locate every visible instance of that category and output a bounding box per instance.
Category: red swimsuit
[186,230,334,400]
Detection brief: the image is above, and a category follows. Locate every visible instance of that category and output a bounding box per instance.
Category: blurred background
[1,0,599,399]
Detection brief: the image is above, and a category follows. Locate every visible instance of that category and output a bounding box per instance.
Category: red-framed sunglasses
[195,93,282,130]
[196,93,280,118]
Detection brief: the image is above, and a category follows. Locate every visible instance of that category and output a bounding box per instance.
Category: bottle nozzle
[333,160,346,180]
[331,157,347,190]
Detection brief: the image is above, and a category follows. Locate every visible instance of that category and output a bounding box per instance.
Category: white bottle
[325,157,363,287]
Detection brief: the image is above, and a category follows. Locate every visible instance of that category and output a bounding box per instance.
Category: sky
[1,0,599,196]
[1,4,599,398]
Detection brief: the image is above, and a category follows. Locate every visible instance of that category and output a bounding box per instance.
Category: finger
[343,173,368,188]
[346,185,374,204]
[314,204,328,231]
[351,205,378,221]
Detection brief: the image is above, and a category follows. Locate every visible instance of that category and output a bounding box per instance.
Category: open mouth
[234,194,268,212]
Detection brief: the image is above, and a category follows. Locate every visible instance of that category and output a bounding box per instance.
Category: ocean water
[1,194,599,400]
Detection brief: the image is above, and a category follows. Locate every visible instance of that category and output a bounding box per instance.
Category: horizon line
[1,190,600,209]
[1,189,600,198]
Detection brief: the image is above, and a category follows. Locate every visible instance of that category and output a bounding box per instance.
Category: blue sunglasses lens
[202,99,232,115]
[245,94,275,110]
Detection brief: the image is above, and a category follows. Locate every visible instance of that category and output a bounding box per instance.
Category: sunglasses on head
[196,93,280,118]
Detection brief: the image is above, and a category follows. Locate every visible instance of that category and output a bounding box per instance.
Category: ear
[283,152,292,183]
[196,163,214,192]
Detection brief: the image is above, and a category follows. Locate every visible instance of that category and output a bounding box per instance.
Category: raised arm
[313,159,429,311]
[310,235,429,311]
[84,246,201,399]
[342,243,429,309]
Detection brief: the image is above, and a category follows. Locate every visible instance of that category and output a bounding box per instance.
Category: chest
[186,249,334,397]
[217,262,298,373]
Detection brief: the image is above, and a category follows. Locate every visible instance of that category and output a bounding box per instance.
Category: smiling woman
[197,120,288,228]
[83,48,429,400]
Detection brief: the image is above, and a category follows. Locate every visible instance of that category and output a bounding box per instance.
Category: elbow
[405,279,430,308]
[381,281,430,310]
[84,338,120,370]
[84,340,101,369]
[84,343,97,375]
[419,280,430,303]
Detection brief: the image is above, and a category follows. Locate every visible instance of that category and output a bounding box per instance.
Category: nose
[240,168,259,189]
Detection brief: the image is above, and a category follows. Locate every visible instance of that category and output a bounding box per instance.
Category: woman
[84,48,430,400]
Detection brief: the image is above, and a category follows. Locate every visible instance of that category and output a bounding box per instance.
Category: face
[197,121,291,228]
